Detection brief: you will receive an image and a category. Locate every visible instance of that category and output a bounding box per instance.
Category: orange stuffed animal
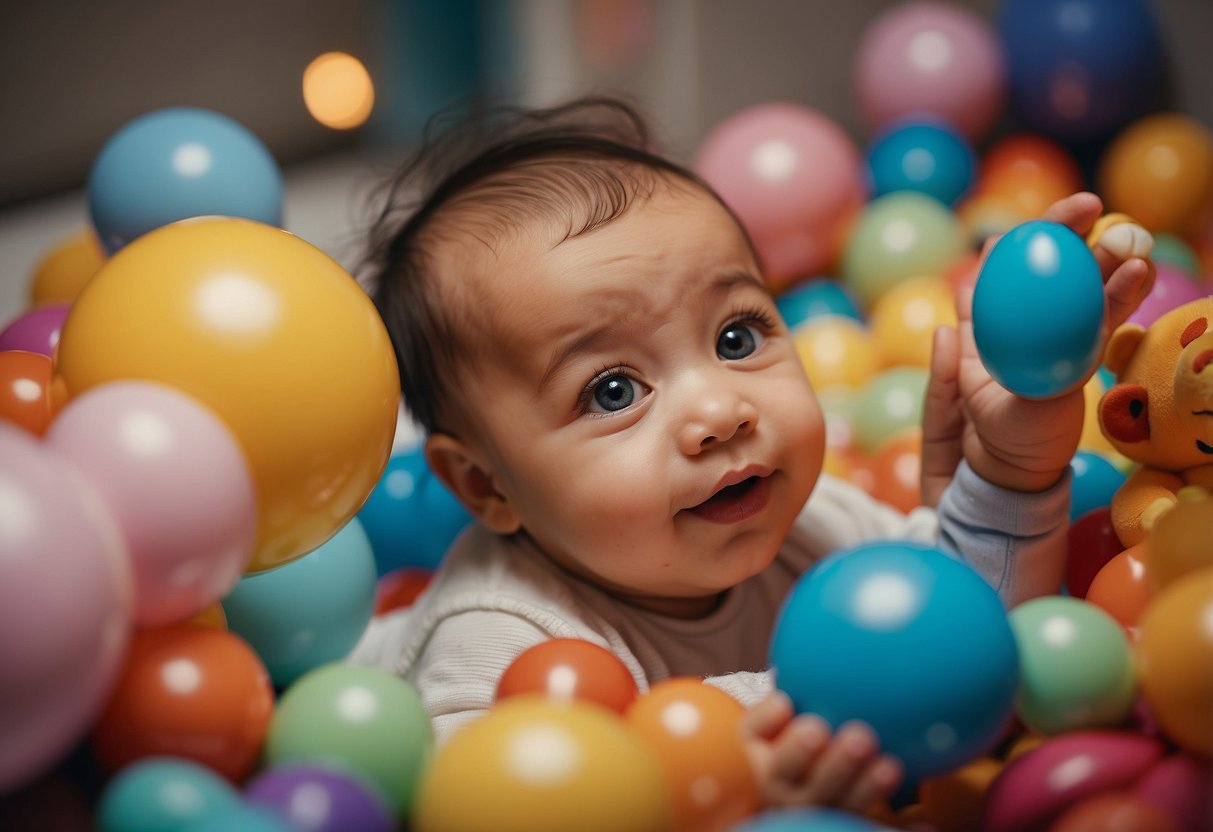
[1099,296,1213,546]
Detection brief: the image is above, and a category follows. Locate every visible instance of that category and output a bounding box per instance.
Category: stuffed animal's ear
[1100,383,1150,443]
[1104,323,1147,378]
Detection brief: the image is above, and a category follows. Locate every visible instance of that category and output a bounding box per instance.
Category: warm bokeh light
[302,51,374,130]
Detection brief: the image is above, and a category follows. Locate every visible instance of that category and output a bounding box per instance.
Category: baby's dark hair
[361,95,738,436]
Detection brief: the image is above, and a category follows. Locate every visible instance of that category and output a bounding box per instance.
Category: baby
[350,97,1154,811]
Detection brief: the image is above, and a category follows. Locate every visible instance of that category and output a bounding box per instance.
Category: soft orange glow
[302,51,374,130]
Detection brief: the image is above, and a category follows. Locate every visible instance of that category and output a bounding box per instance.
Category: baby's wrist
[968,453,1066,494]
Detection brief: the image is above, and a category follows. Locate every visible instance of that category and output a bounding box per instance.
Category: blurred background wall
[0,0,1209,321]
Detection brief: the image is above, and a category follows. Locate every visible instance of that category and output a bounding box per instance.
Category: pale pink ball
[694,102,865,290]
[855,1,1006,142]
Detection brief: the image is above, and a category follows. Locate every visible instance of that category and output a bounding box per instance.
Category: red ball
[1065,507,1124,598]
[91,623,274,781]
[495,638,639,714]
[373,567,433,616]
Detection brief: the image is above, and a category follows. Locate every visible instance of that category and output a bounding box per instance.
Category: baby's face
[446,181,825,616]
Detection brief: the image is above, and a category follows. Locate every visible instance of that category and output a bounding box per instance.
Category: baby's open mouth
[688,475,771,524]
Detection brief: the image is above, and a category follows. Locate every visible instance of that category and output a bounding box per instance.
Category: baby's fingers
[1102,257,1155,333]
[838,754,903,814]
[798,721,882,805]
[768,713,830,788]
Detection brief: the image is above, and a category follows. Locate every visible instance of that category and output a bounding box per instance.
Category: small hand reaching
[741,692,903,813]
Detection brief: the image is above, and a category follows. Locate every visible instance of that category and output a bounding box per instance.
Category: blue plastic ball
[768,541,1018,783]
[182,803,293,832]
[997,0,1164,142]
[1069,450,1127,521]
[972,220,1105,399]
[777,277,864,329]
[357,447,473,574]
[98,756,240,832]
[88,106,283,253]
[866,120,977,206]
[735,807,892,831]
[222,518,377,686]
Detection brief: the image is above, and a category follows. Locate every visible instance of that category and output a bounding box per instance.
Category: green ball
[264,663,433,818]
[842,192,966,308]
[1009,596,1137,735]
[1151,232,1200,276]
[851,366,928,452]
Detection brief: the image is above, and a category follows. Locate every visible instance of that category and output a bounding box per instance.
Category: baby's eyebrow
[536,270,766,392]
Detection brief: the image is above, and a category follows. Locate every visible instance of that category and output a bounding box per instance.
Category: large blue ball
[997,0,1164,142]
[357,447,473,574]
[1069,449,1127,521]
[88,106,283,253]
[768,541,1018,783]
[223,518,378,686]
[866,120,977,206]
[98,757,240,832]
[972,220,1105,399]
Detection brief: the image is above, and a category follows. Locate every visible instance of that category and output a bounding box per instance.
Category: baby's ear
[425,433,521,535]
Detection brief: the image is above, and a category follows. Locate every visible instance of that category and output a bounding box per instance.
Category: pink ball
[855,1,1006,142]
[982,730,1165,832]
[0,303,70,358]
[1135,753,1213,832]
[694,102,865,290]
[46,381,257,626]
[1126,264,1209,329]
[0,424,132,793]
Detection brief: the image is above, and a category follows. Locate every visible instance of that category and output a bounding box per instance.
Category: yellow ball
[1136,567,1213,755]
[56,218,399,572]
[1079,373,1119,457]
[415,698,672,832]
[1098,113,1213,238]
[793,316,878,390]
[868,275,958,368]
[29,227,107,306]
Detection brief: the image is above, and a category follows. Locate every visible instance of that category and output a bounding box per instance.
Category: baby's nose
[678,390,758,454]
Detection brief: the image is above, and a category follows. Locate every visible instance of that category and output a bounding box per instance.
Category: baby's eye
[717,322,765,360]
[588,374,649,414]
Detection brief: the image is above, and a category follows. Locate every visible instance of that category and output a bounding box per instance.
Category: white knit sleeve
[405,609,550,745]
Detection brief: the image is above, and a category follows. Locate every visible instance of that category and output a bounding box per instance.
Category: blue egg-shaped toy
[357,446,473,574]
[1069,449,1127,521]
[88,106,283,253]
[972,220,1104,399]
[223,518,377,686]
[98,756,240,832]
[768,541,1018,783]
[866,120,977,206]
[777,277,864,329]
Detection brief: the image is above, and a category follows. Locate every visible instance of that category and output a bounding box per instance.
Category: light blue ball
[735,807,894,831]
[182,803,293,832]
[777,277,864,329]
[866,120,977,206]
[88,106,283,253]
[973,220,1105,399]
[223,518,377,686]
[1069,450,1127,520]
[768,541,1018,783]
[357,447,473,574]
[98,757,239,832]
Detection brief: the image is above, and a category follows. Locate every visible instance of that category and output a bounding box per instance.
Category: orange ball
[868,275,957,369]
[980,134,1084,203]
[496,639,640,715]
[29,228,106,306]
[0,350,65,436]
[90,623,274,781]
[920,756,1004,832]
[1085,544,1151,639]
[1048,792,1179,832]
[867,427,924,514]
[624,678,760,832]
[793,317,878,390]
[374,567,434,616]
[1098,113,1213,237]
[1136,567,1213,755]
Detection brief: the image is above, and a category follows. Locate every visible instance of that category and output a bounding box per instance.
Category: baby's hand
[740,692,903,812]
[921,192,1156,500]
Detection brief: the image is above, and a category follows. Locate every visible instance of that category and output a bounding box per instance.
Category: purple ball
[1126,264,1208,329]
[0,303,71,357]
[245,765,395,832]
